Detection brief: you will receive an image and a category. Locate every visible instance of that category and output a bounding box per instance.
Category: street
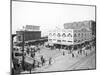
[26,47,96,73]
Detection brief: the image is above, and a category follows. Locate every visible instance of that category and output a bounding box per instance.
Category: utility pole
[22,30,25,71]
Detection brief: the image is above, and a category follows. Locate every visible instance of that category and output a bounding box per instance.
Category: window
[78,33,80,37]
[18,35,22,41]
[74,33,77,37]
[49,39,52,41]
[78,40,80,42]
[62,33,66,37]
[74,39,77,42]
[49,33,52,36]
[57,33,61,37]
[85,38,86,40]
[82,33,83,37]
[68,41,72,42]
[57,40,61,42]
[62,40,66,42]
[85,33,86,37]
[53,39,56,41]
[53,33,56,36]
[67,33,72,37]
[90,33,92,36]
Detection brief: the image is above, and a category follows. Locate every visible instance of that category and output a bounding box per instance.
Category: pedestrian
[49,57,52,65]
[63,51,65,56]
[33,60,35,69]
[72,53,74,58]
[85,52,87,56]
[78,50,80,54]
[41,56,44,66]
[37,62,40,67]
[42,58,45,66]
[80,49,82,55]
[41,56,43,61]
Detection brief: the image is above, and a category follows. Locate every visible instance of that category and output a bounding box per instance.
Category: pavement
[21,46,96,73]
[33,47,95,72]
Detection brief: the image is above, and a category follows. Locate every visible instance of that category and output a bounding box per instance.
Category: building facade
[16,31,41,41]
[48,20,93,48]
[16,25,41,42]
[48,28,73,45]
[73,28,92,45]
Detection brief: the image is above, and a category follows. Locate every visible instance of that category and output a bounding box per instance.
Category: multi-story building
[48,20,94,49]
[48,28,73,45]
[73,28,92,45]
[16,25,41,42]
[64,20,93,45]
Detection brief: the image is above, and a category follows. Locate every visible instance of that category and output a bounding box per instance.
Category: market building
[48,28,73,45]
[48,20,94,50]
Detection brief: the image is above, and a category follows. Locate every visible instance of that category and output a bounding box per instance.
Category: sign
[25,25,40,31]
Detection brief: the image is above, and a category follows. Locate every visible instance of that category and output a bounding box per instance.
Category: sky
[12,1,95,36]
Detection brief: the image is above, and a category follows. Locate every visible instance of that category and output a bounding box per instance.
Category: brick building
[16,25,41,42]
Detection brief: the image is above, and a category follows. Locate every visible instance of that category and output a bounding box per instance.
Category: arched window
[49,33,52,36]
[74,39,77,42]
[53,33,56,36]
[85,33,86,36]
[78,40,80,42]
[74,33,77,37]
[78,33,80,37]
[82,33,83,37]
[57,33,61,37]
[67,33,72,37]
[62,33,66,37]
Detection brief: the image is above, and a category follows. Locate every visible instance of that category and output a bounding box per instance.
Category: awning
[24,56,34,64]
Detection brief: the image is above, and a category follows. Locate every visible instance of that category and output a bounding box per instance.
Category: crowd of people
[12,42,54,75]
[46,39,96,58]
[12,38,96,75]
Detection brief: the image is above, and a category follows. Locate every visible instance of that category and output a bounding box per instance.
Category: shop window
[57,40,61,42]
[62,40,66,42]
[49,39,52,41]
[68,41,72,42]
[53,39,56,41]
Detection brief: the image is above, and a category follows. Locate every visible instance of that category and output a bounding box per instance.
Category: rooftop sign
[25,25,40,31]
